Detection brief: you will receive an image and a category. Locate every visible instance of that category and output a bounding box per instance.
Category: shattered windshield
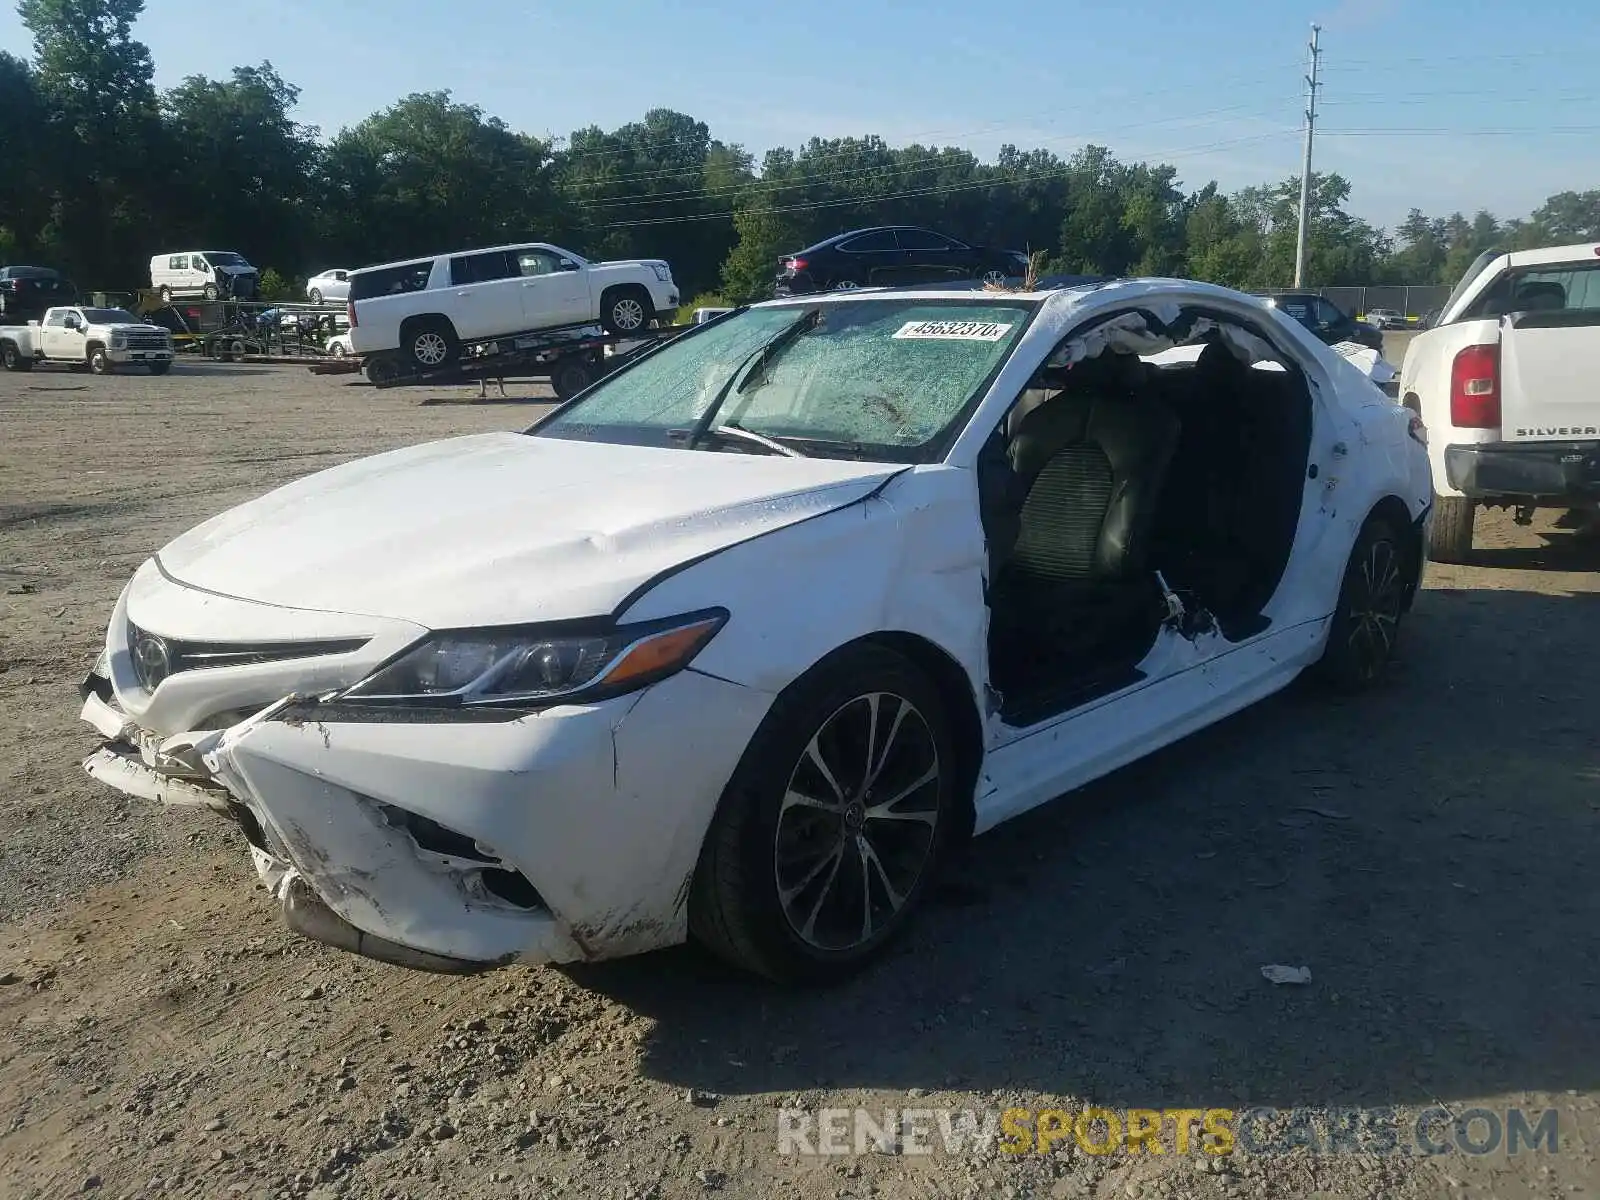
[532,299,1034,460]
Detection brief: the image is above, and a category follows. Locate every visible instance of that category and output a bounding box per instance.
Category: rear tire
[309,288,323,305]
[158,286,172,304]
[1,341,32,372]
[1426,494,1475,563]
[1314,516,1408,691]
[551,357,594,401]
[364,353,404,385]
[402,318,459,370]
[87,346,114,375]
[689,643,959,984]
[601,287,653,335]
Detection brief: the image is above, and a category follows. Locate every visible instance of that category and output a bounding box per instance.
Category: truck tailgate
[1499,310,1600,440]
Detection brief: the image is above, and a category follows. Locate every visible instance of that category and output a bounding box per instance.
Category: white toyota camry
[79,278,1432,983]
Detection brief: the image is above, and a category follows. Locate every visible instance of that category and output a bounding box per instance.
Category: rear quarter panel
[348,260,448,354]
[0,325,38,355]
[1398,318,1502,497]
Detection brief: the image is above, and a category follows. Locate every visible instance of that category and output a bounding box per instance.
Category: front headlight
[110,334,126,348]
[340,609,727,709]
[651,263,672,283]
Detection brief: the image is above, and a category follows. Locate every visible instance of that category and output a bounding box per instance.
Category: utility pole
[1293,23,1322,288]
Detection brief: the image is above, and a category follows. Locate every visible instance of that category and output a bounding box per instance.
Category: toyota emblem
[131,629,171,690]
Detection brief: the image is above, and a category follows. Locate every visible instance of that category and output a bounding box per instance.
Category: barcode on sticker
[892,320,1015,342]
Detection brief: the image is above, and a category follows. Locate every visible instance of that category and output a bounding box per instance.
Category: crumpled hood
[217,265,257,275]
[156,432,903,628]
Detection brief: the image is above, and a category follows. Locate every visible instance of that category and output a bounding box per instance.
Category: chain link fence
[1318,285,1452,321]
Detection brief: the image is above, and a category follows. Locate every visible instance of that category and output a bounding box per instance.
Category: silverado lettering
[1515,427,1600,437]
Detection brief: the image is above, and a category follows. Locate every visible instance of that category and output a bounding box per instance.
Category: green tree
[0,51,50,259]
[161,63,320,276]
[316,91,565,268]
[18,0,163,283]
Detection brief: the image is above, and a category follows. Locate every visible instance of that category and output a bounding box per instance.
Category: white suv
[346,242,678,370]
[1398,240,1600,560]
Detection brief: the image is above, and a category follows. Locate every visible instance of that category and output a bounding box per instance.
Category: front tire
[87,346,114,375]
[690,644,959,984]
[158,285,172,304]
[309,288,323,305]
[601,287,653,335]
[148,360,171,376]
[1314,516,1408,691]
[203,283,220,301]
[1426,494,1475,563]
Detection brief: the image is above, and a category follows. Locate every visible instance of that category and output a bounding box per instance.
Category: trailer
[360,322,685,399]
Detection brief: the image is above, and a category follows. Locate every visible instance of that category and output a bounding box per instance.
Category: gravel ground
[1,358,1597,1200]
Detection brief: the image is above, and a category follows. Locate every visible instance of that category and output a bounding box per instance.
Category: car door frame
[511,245,591,328]
[941,285,1356,831]
[446,250,520,340]
[833,230,902,287]
[41,307,85,358]
[892,227,962,284]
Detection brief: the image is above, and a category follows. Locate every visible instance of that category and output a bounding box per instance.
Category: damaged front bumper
[79,657,771,973]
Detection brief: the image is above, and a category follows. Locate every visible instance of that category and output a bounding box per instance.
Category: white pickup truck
[346,242,679,371]
[0,305,175,375]
[1398,241,1600,561]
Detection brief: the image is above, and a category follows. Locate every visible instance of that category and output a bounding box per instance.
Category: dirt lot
[2,360,1597,1200]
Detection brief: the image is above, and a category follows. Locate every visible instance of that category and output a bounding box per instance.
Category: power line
[595,130,1299,230]
[546,70,1305,172]
[1321,124,1600,135]
[569,103,1299,211]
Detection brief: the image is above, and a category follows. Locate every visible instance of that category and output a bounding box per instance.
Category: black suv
[1262,292,1383,352]
[0,266,76,321]
[775,226,1029,295]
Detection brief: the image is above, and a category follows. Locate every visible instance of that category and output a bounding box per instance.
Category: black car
[1262,292,1384,352]
[0,265,77,321]
[775,226,1029,295]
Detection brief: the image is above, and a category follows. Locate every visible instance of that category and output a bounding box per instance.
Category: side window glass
[516,250,558,277]
[895,229,953,252]
[450,252,514,285]
[169,255,187,270]
[838,230,898,253]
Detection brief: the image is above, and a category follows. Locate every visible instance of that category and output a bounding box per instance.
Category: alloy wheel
[412,331,449,366]
[981,269,1008,285]
[1346,537,1404,681]
[611,298,645,330]
[773,691,942,952]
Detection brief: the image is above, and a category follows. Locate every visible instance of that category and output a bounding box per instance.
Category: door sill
[998,662,1147,728]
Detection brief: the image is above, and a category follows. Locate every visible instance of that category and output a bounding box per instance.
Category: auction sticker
[892,320,1015,342]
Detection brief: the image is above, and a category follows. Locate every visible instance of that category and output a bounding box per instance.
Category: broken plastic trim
[279,877,508,974]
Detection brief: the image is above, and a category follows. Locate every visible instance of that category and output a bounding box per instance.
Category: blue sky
[4,0,1598,231]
